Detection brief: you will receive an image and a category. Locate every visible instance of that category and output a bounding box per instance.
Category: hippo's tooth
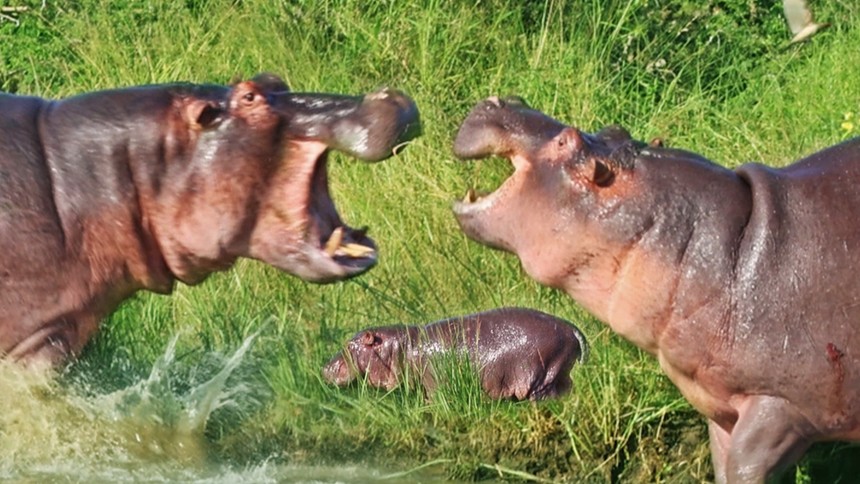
[324,227,374,258]
[464,188,477,203]
[324,227,345,256]
[335,243,376,258]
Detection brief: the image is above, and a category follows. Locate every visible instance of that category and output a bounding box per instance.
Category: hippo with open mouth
[452,96,860,482]
[0,73,419,366]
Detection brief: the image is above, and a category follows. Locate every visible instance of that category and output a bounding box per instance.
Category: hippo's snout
[453,96,567,160]
[332,88,422,162]
[322,352,355,386]
[274,88,421,162]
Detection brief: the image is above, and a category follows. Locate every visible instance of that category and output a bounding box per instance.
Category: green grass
[3,0,860,481]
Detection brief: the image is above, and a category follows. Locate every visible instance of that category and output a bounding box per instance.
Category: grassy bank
[2,0,860,481]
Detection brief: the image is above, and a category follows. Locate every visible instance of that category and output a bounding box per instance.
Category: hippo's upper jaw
[159,75,420,284]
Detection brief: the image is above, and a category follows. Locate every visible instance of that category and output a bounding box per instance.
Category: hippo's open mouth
[310,151,377,271]
[452,154,529,216]
[279,139,380,282]
[450,97,537,218]
[448,96,570,252]
[255,85,420,283]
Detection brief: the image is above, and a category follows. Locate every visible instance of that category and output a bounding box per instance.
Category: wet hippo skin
[322,307,588,400]
[452,96,860,482]
[0,74,420,367]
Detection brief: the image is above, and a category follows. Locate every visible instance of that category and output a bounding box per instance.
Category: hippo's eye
[243,92,256,103]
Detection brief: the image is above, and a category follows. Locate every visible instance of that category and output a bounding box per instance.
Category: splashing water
[0,332,264,482]
[0,333,454,483]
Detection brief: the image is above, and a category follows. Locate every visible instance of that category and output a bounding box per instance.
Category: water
[0,334,447,483]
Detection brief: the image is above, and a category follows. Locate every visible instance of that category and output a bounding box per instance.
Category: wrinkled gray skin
[322,307,588,400]
[0,73,420,367]
[452,96,860,483]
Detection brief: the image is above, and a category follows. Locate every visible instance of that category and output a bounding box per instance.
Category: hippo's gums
[322,307,588,400]
[452,97,860,482]
[0,73,420,367]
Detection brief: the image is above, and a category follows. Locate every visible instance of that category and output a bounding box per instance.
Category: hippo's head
[154,73,420,284]
[451,97,650,291]
[322,326,407,390]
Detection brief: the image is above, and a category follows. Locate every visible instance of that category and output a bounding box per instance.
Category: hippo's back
[418,308,586,399]
[423,308,585,356]
[0,94,54,213]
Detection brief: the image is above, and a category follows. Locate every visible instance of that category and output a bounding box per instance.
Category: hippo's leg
[717,395,815,483]
[7,317,80,368]
[707,420,730,484]
[419,362,438,394]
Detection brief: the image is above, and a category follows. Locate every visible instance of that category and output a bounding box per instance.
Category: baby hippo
[322,307,588,400]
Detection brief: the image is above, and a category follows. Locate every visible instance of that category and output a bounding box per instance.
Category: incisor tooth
[336,243,375,258]
[464,188,477,203]
[324,227,344,256]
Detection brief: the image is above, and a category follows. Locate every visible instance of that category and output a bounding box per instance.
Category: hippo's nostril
[502,95,528,107]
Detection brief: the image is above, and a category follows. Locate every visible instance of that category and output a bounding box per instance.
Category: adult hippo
[0,74,420,367]
[322,307,588,400]
[452,96,860,483]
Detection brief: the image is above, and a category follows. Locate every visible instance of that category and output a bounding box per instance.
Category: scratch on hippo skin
[826,342,845,384]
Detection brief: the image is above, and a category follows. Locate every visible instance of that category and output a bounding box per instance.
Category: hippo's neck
[569,148,753,356]
[40,90,180,297]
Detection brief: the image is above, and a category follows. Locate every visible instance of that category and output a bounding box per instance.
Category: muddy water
[0,335,447,483]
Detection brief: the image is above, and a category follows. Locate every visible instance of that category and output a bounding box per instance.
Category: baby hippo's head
[322,326,408,391]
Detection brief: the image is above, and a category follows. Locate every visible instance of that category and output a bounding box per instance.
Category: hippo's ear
[557,127,585,151]
[360,330,376,346]
[500,95,529,108]
[183,99,224,130]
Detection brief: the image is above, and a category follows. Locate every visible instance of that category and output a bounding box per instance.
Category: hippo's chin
[287,237,378,283]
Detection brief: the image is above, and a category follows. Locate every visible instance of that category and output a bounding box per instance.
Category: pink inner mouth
[310,154,376,262]
[454,153,527,215]
[277,140,378,277]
